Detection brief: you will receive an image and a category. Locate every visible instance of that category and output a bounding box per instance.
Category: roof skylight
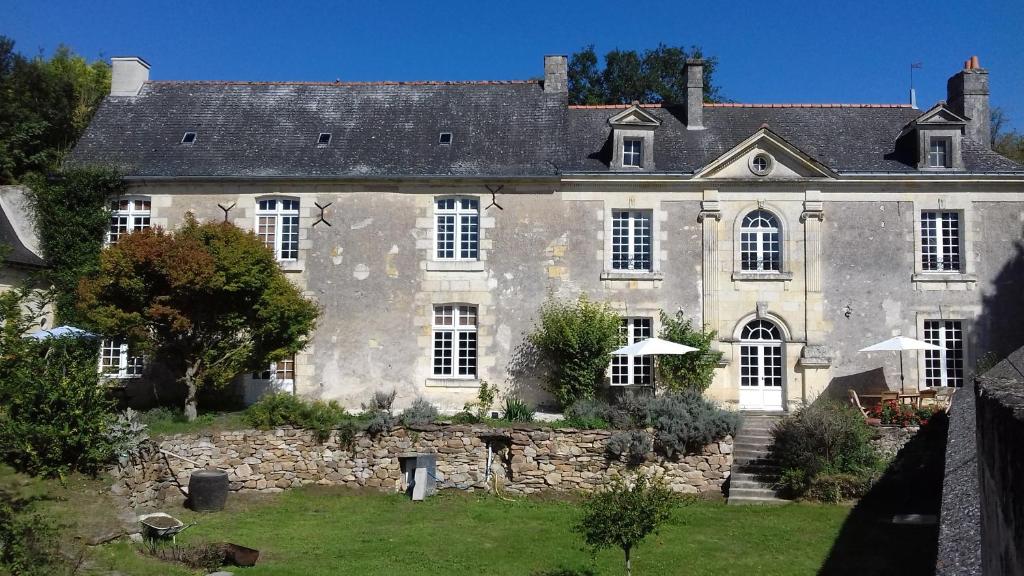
[181,132,197,144]
[317,132,332,146]
[439,132,453,145]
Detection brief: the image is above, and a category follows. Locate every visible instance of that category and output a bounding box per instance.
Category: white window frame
[98,338,144,379]
[610,210,652,272]
[739,210,782,272]
[920,210,962,273]
[922,320,965,388]
[107,197,151,245]
[434,197,480,261]
[927,138,950,168]
[622,138,643,168]
[431,304,478,378]
[610,317,653,386]
[738,320,784,389]
[251,357,296,393]
[256,198,300,261]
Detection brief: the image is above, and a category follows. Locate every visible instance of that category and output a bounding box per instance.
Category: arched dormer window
[740,210,781,272]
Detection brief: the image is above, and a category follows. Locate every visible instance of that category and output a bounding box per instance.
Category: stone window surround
[600,199,667,281]
[244,195,312,274]
[730,202,795,282]
[914,308,976,390]
[911,198,977,289]
[255,196,301,263]
[611,128,656,171]
[917,128,964,171]
[423,194,493,273]
[423,295,492,389]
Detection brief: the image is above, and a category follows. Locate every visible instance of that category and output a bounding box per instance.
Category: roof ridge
[146,79,540,87]
[568,102,914,109]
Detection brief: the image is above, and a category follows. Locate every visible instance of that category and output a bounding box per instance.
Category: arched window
[740,210,781,272]
[739,319,784,410]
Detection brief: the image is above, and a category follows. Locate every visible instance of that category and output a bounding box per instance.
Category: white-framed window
[252,357,295,389]
[611,210,652,271]
[432,304,477,378]
[610,317,653,386]
[928,138,949,168]
[739,320,783,389]
[740,210,781,272]
[435,197,479,260]
[921,211,961,272]
[622,138,643,168]
[923,320,964,388]
[107,197,151,245]
[256,198,300,261]
[98,338,144,379]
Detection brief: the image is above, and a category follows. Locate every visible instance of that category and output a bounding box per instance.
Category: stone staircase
[727,412,789,505]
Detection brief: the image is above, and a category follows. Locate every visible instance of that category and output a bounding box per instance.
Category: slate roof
[68,81,1024,178]
[565,104,1024,174]
[68,81,567,178]
[0,187,45,268]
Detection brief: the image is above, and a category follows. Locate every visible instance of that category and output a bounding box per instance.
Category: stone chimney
[685,59,704,130]
[110,57,150,96]
[946,55,990,147]
[543,55,567,94]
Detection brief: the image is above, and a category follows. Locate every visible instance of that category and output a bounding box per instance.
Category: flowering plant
[868,400,940,427]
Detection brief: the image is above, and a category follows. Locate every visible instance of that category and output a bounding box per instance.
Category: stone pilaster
[800,190,825,293]
[698,190,722,334]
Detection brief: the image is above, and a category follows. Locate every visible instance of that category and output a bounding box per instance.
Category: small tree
[656,310,721,393]
[78,216,320,420]
[529,295,621,408]
[575,474,681,576]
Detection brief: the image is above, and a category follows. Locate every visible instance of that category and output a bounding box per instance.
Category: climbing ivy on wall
[24,167,123,323]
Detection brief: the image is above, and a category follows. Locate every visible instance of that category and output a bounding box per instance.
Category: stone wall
[114,424,733,509]
[870,425,919,461]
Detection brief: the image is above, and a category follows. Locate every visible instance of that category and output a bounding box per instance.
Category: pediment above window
[607,104,662,128]
[694,128,837,180]
[899,103,967,170]
[910,103,969,127]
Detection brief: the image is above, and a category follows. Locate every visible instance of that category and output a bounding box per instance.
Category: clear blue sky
[7,0,1024,130]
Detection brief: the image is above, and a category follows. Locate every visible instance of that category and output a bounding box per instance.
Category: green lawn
[87,487,849,576]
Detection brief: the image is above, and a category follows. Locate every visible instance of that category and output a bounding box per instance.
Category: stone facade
[113,425,733,509]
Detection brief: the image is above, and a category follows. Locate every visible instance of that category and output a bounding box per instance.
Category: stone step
[734,464,781,476]
[729,479,773,490]
[728,487,780,499]
[733,448,770,459]
[727,495,790,506]
[735,434,773,443]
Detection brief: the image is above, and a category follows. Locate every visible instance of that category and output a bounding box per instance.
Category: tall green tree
[77,217,320,420]
[991,107,1024,164]
[0,37,110,183]
[656,310,722,394]
[568,44,723,105]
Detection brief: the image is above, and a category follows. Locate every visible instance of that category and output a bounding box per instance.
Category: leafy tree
[529,295,621,409]
[656,310,722,393]
[23,168,123,323]
[991,107,1024,164]
[0,286,115,477]
[568,44,723,105]
[77,216,320,420]
[0,37,111,183]
[575,474,682,576]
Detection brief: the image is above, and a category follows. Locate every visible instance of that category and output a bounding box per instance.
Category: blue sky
[7,0,1024,130]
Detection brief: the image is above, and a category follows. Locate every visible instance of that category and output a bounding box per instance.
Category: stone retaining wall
[871,425,919,461]
[114,424,733,509]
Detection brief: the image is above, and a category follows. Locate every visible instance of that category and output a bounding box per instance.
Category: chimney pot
[543,55,568,95]
[685,58,704,130]
[110,57,150,96]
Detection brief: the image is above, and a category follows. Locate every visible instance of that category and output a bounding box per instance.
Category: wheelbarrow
[138,512,195,543]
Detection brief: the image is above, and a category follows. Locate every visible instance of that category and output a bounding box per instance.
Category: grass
[139,408,248,437]
[119,487,845,576]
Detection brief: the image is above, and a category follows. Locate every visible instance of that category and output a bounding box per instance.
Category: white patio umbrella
[27,326,98,340]
[612,337,699,356]
[858,336,943,392]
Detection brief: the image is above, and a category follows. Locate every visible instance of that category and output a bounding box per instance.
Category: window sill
[425,378,481,389]
[279,261,304,273]
[911,272,976,290]
[425,261,486,272]
[731,272,793,282]
[600,271,664,281]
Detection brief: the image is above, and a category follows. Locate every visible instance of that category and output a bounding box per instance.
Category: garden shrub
[655,310,722,394]
[363,389,397,412]
[461,380,496,421]
[805,472,872,503]
[243,393,349,443]
[868,400,942,427]
[502,396,535,423]
[630,391,741,458]
[605,430,653,466]
[0,487,58,576]
[770,401,879,500]
[564,398,613,429]
[400,398,439,426]
[105,408,149,458]
[364,411,396,437]
[529,295,621,408]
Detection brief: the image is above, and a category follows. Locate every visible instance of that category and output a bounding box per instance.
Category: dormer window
[928,138,950,168]
[623,139,643,168]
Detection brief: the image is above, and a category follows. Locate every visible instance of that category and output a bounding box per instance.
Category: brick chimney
[685,59,704,130]
[543,55,568,94]
[946,55,990,147]
[110,57,150,96]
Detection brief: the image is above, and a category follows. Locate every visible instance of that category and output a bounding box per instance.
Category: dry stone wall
[114,424,733,509]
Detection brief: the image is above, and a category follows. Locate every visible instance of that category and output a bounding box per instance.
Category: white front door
[738,320,785,411]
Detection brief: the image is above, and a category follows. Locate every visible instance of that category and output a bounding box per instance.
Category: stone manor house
[65,54,1024,412]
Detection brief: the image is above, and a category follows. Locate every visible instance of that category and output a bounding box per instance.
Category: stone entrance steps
[728,412,789,505]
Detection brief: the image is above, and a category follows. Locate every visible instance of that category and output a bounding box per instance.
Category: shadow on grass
[530,569,597,576]
[818,412,949,576]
